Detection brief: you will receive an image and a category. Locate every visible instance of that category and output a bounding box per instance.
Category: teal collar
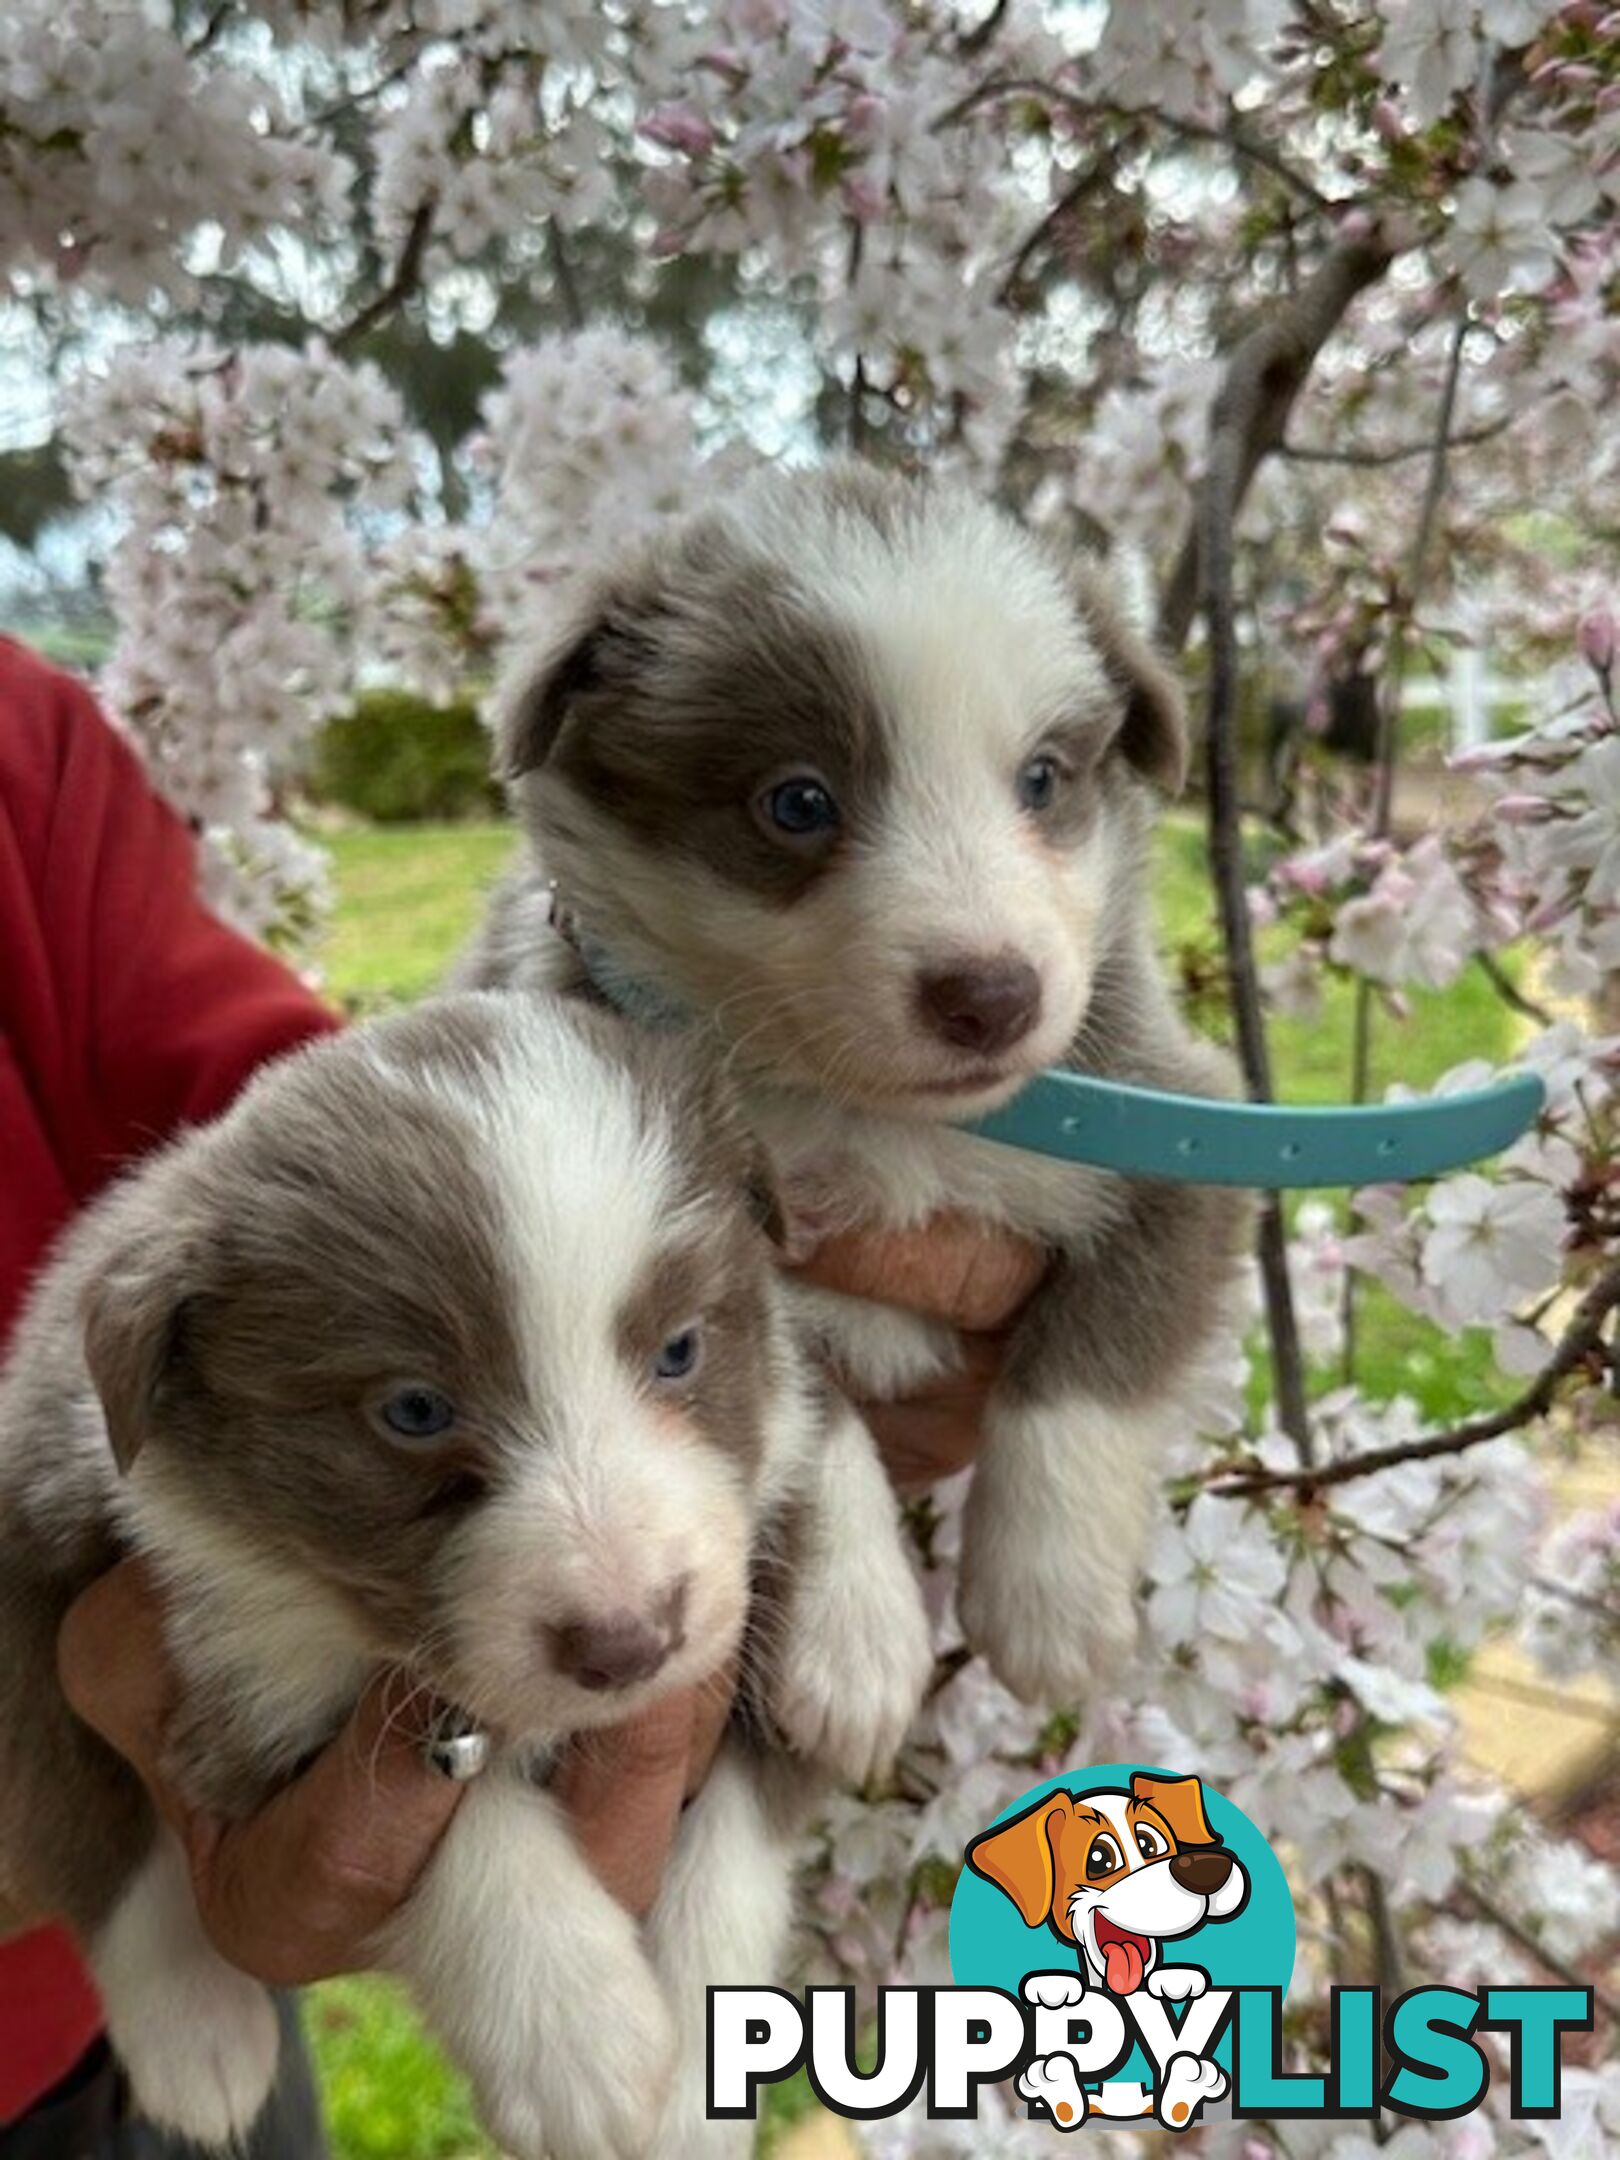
[551,900,1543,1189]
[964,1068,1543,1189]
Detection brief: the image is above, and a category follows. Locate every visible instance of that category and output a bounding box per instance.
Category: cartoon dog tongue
[1098,1925,1147,1995]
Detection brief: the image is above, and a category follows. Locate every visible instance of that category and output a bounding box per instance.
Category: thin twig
[1342,315,1472,1372]
[331,199,435,355]
[999,156,1113,304]
[186,2,234,56]
[547,223,585,329]
[1460,1881,1618,2031]
[846,219,871,454]
[943,79,1334,213]
[1280,415,1510,467]
[1477,949,1555,1027]
[1210,1255,1620,1497]
[1372,315,1470,838]
[957,0,1010,59]
[1201,317,1313,1454]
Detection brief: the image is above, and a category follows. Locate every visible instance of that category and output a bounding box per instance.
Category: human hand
[790,1212,1047,1491]
[60,1557,738,1959]
[58,1557,465,1987]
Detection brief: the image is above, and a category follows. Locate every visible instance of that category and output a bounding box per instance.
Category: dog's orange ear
[1131,1773,1218,1848]
[965,1794,1074,1927]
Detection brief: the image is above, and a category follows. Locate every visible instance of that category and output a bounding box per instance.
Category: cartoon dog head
[965,1774,1249,1996]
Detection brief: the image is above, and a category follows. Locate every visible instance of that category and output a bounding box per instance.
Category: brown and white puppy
[458,462,1249,1704]
[0,992,930,2160]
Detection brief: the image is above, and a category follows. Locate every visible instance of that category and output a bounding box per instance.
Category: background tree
[2,3,1617,2152]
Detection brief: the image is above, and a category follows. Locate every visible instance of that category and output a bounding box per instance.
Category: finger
[57,1557,192,1839]
[683,1656,738,1801]
[860,1395,986,1492]
[851,1337,1008,1493]
[556,1692,698,1918]
[188,1669,465,1986]
[793,1216,1045,1332]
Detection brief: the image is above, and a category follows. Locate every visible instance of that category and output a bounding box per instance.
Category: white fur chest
[748,1086,1125,1247]
[748,1090,1125,1405]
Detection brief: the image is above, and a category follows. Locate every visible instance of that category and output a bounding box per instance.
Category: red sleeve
[0,640,341,2123]
[0,636,339,1207]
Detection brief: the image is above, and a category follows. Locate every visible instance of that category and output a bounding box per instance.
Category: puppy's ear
[1075,569,1189,798]
[498,613,608,780]
[966,1793,1074,1927]
[497,568,663,781]
[80,1239,199,1474]
[743,1157,787,1250]
[1130,1772,1219,1848]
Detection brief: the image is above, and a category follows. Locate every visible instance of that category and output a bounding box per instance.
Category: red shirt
[0,639,338,2119]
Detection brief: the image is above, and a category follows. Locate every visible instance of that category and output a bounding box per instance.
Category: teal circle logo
[949,1763,1294,2109]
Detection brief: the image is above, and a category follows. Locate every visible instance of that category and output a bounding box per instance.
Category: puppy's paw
[94,1838,278,2150]
[772,1531,932,1784]
[959,1480,1139,1705]
[1022,1970,1089,2010]
[1017,2052,1089,2130]
[1156,2052,1228,2130]
[110,1959,279,2148]
[1146,1965,1208,2004]
[474,1948,676,2160]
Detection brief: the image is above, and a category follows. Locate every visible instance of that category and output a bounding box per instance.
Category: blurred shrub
[308,688,502,824]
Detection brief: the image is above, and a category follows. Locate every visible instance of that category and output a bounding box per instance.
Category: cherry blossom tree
[4,2,1618,2152]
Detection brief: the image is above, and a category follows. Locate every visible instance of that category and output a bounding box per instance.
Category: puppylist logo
[708,1764,1594,2132]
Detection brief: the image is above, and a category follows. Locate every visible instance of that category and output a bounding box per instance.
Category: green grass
[319,822,516,1007]
[305,811,1521,2154]
[304,1982,492,2160]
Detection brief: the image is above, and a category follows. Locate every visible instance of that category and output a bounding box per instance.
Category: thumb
[555,1692,698,1918]
[259,1669,468,1906]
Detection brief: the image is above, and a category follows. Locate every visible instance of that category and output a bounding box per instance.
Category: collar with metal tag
[547,894,1544,1188]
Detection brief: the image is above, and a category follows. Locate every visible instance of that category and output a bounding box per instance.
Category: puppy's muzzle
[1169,1849,1234,1896]
[549,1579,689,1692]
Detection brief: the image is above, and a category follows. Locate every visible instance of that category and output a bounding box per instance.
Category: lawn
[304,812,1521,2157]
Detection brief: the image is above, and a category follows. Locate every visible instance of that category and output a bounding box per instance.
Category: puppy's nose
[916,955,1042,1057]
[551,1581,687,1692]
[1169,1849,1233,1896]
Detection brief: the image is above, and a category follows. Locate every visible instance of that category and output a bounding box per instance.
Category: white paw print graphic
[1145,1966,1208,2004]
[1157,2050,1229,2130]
[1017,2052,1089,2131]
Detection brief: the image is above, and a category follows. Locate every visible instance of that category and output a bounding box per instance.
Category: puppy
[457,461,1249,1702]
[0,992,931,2160]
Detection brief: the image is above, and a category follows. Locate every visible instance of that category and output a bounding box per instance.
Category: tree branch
[1200,298,1316,1450]
[999,155,1114,304]
[1208,1256,1620,1499]
[186,2,235,56]
[1477,949,1555,1028]
[1158,223,1401,654]
[1371,314,1470,837]
[1280,414,1510,468]
[331,199,435,355]
[1460,1881,1619,2031]
[943,79,1334,214]
[547,223,585,330]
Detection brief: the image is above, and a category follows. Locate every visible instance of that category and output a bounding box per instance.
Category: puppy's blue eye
[654,1327,703,1382]
[1018,753,1063,813]
[761,775,840,839]
[377,1386,456,1443]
